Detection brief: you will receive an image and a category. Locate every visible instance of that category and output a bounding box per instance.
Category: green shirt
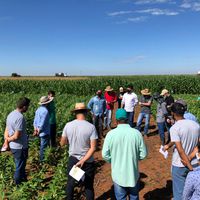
[102,124,147,187]
[48,100,56,124]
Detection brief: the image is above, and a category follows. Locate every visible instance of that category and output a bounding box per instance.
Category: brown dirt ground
[93,104,173,200]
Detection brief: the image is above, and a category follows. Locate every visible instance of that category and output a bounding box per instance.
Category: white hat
[160,89,169,96]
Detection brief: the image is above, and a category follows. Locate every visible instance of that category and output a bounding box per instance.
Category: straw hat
[160,89,169,96]
[71,102,90,112]
[141,89,151,96]
[105,86,113,92]
[38,96,53,105]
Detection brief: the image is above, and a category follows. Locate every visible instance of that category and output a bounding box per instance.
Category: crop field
[0,75,200,199]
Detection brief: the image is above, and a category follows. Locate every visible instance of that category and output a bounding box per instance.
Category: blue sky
[0,0,200,76]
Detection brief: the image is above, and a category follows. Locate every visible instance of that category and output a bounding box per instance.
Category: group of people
[1,90,56,185]
[1,85,200,200]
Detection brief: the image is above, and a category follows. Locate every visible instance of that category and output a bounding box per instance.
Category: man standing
[164,103,200,200]
[121,85,138,127]
[4,97,30,185]
[102,109,147,200]
[88,90,106,138]
[33,96,53,161]
[161,89,174,143]
[104,86,117,130]
[136,89,153,137]
[60,102,98,200]
[47,90,57,147]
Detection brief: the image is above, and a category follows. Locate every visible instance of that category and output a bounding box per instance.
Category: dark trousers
[127,111,134,128]
[50,123,57,147]
[66,156,95,200]
[93,115,103,138]
[11,148,28,185]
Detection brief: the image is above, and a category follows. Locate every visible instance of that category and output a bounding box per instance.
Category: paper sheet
[69,165,85,181]
[159,145,168,159]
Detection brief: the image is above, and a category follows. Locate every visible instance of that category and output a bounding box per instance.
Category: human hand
[75,160,85,168]
[163,145,169,151]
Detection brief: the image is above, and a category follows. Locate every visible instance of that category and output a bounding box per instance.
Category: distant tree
[11,73,21,77]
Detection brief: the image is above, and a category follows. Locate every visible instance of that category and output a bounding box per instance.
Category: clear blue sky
[0,0,200,76]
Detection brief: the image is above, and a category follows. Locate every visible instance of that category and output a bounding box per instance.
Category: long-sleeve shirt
[33,106,50,137]
[122,92,138,112]
[87,96,106,117]
[182,166,200,200]
[102,124,147,187]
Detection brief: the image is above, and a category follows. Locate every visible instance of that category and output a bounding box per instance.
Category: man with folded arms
[60,102,98,200]
[102,108,147,200]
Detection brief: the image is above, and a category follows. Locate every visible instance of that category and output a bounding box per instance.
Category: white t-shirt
[170,119,200,167]
[122,92,138,112]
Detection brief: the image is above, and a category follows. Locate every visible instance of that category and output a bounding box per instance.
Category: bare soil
[93,105,173,200]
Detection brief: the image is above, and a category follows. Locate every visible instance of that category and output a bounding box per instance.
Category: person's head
[119,87,124,93]
[48,90,55,98]
[72,102,89,119]
[197,141,200,164]
[105,86,114,94]
[16,97,30,113]
[160,89,169,97]
[115,109,128,124]
[175,99,187,111]
[141,88,151,97]
[38,96,53,107]
[126,85,133,93]
[96,90,102,97]
[153,92,164,103]
[171,102,186,120]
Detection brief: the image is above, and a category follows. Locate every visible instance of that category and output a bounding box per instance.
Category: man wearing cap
[60,102,98,200]
[121,85,138,128]
[3,97,30,185]
[102,108,147,200]
[176,99,198,123]
[104,86,117,130]
[118,87,125,108]
[33,96,53,161]
[88,90,106,138]
[136,89,153,137]
[161,89,174,143]
[164,103,200,200]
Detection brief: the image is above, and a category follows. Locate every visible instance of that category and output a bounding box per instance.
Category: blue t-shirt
[7,110,28,149]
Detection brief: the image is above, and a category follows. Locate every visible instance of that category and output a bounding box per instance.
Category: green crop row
[0,75,200,95]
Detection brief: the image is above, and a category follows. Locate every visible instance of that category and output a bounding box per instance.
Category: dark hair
[127,85,133,89]
[171,102,186,115]
[17,97,30,109]
[48,90,55,96]
[197,141,200,153]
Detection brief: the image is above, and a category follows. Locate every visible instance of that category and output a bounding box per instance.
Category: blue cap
[116,109,128,120]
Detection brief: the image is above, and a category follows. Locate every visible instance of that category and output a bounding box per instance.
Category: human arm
[134,94,138,106]
[102,135,111,163]
[87,98,94,114]
[175,141,193,170]
[139,134,148,160]
[60,136,68,147]
[163,142,175,151]
[35,109,48,133]
[75,139,97,168]
[182,173,194,200]
[121,95,125,108]
[5,126,21,142]
[188,146,198,161]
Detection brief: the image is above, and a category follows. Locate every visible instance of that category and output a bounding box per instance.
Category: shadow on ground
[143,180,173,200]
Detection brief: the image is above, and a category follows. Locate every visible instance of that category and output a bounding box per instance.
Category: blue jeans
[113,181,139,200]
[11,148,28,185]
[127,111,134,128]
[40,135,50,161]
[136,113,150,135]
[157,122,165,145]
[172,165,189,200]
[104,109,112,129]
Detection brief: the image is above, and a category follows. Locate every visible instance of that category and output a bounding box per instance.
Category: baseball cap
[116,109,128,120]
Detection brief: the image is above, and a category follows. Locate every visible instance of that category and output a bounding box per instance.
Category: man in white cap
[60,102,98,200]
[161,89,174,143]
[33,96,53,161]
